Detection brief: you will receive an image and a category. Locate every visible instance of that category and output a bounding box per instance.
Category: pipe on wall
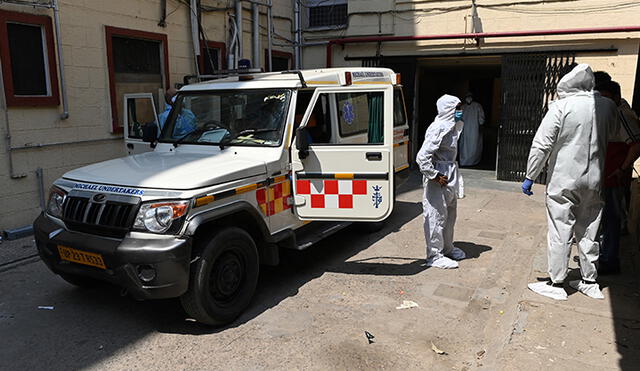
[52,0,69,120]
[267,0,273,71]
[325,25,640,67]
[293,0,301,69]
[251,2,260,69]
[235,0,243,59]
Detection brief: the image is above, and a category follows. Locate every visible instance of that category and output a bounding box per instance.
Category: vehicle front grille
[62,193,140,238]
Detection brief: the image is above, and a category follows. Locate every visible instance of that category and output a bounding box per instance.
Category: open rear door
[291,86,394,221]
[124,93,159,155]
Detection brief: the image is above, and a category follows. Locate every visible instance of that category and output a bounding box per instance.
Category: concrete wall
[0,0,293,231]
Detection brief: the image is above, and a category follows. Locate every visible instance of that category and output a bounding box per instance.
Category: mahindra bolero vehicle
[34,68,411,325]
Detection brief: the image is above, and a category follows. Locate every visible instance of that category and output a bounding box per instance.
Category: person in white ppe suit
[459,93,485,167]
[522,64,619,300]
[417,94,467,269]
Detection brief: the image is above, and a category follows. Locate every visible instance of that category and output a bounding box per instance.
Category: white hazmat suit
[417,95,466,269]
[459,97,485,166]
[525,64,619,300]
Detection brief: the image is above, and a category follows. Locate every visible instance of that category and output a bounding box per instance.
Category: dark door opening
[416,57,502,171]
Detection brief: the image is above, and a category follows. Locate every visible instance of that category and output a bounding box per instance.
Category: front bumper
[34,213,191,300]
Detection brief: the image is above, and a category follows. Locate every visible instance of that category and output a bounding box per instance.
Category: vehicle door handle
[126,143,134,149]
[366,152,382,161]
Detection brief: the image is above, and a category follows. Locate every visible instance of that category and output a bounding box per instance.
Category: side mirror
[142,123,158,145]
[296,127,309,160]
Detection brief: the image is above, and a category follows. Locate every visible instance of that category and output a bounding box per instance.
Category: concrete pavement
[0,169,639,370]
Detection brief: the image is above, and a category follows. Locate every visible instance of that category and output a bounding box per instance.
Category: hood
[63,150,267,190]
[435,94,461,122]
[557,64,595,99]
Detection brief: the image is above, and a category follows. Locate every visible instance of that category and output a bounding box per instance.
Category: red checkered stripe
[256,180,292,216]
[296,179,367,209]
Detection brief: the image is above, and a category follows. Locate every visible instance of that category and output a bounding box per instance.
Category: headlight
[133,200,190,234]
[46,186,67,218]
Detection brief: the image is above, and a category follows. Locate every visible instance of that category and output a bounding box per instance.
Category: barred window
[308,3,347,28]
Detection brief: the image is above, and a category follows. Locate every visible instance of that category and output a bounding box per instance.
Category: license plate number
[57,245,106,269]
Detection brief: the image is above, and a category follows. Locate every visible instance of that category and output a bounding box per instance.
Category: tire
[180,227,259,326]
[58,272,101,288]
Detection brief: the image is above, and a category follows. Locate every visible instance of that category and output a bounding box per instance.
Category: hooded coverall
[417,95,463,259]
[525,64,619,283]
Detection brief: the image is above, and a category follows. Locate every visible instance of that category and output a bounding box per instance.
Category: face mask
[465,97,473,104]
[454,110,464,121]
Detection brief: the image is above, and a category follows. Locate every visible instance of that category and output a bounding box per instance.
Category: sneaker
[527,281,568,301]
[446,247,466,261]
[570,280,605,300]
[426,255,459,269]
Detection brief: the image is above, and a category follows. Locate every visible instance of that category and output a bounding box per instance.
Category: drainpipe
[190,0,200,76]
[267,0,273,71]
[235,0,243,59]
[52,0,69,120]
[228,15,238,69]
[325,25,640,67]
[251,2,260,69]
[293,0,301,69]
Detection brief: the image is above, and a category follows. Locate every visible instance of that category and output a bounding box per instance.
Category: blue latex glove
[522,178,534,196]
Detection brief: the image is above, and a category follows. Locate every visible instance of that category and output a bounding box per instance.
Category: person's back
[528,64,618,194]
[523,63,618,301]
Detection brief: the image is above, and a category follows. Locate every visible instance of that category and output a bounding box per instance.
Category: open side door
[291,86,394,222]
[124,93,159,155]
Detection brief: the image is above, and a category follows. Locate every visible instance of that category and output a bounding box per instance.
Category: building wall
[305,0,640,100]
[0,0,293,231]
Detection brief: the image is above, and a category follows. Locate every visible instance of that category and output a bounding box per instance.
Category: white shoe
[570,280,605,300]
[527,281,568,301]
[426,255,459,269]
[446,247,466,261]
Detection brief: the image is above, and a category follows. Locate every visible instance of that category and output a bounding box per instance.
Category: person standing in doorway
[459,92,486,167]
[417,94,467,269]
[522,64,619,300]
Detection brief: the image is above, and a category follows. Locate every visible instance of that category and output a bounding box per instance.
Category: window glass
[159,89,291,147]
[7,22,48,96]
[126,97,157,139]
[336,92,384,143]
[394,88,407,127]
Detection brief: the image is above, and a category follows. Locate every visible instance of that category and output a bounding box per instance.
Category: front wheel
[180,227,259,326]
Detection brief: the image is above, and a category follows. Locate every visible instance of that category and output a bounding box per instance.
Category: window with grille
[307,1,347,29]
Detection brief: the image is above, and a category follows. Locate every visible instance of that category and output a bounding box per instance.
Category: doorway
[416,56,502,170]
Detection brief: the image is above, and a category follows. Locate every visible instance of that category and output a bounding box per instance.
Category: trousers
[423,180,457,259]
[546,188,603,283]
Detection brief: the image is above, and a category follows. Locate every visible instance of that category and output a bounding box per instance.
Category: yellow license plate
[57,245,106,269]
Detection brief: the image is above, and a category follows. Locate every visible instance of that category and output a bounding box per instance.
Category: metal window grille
[497,53,575,183]
[308,4,347,28]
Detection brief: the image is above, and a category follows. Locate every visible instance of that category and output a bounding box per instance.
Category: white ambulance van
[34,68,411,325]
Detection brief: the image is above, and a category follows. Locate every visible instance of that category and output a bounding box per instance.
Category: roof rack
[183,68,264,85]
[280,70,307,88]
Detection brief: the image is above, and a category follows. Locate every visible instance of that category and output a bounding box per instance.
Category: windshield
[159,89,292,147]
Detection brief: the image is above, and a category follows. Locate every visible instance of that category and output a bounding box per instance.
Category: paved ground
[1,169,639,370]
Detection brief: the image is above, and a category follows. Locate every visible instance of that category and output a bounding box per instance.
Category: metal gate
[497,53,575,182]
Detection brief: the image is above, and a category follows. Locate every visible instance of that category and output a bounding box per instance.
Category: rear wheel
[180,227,259,326]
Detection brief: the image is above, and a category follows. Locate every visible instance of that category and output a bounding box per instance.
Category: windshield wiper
[218,128,279,149]
[172,128,206,148]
